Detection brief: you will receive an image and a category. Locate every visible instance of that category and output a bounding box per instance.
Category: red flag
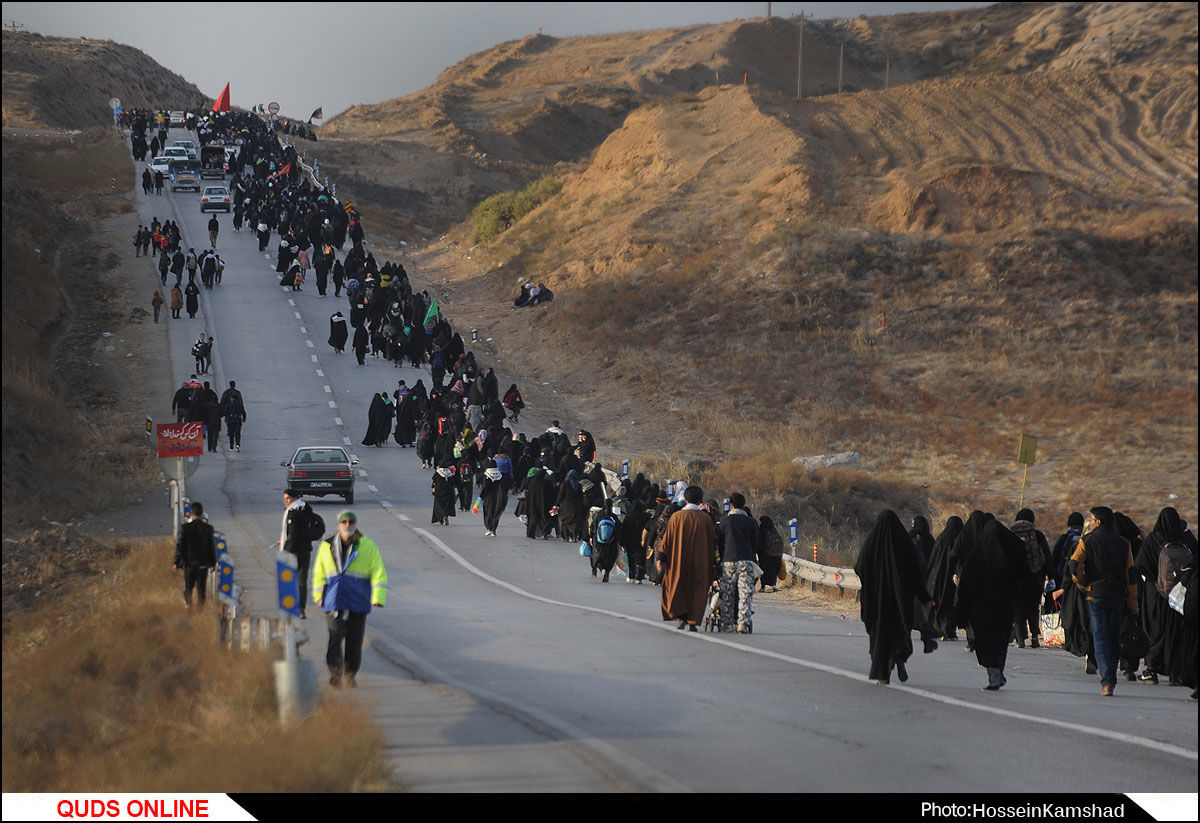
[212,83,230,113]
[269,162,292,181]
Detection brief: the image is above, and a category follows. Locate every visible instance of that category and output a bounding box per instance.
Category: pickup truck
[200,145,226,179]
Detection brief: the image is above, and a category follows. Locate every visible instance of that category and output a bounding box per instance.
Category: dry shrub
[2,539,393,792]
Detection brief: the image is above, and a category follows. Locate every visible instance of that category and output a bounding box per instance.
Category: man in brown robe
[656,486,717,631]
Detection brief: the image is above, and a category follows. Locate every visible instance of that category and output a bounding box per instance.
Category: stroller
[703,582,753,633]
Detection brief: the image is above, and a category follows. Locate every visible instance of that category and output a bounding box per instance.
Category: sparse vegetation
[469,175,562,244]
[2,538,392,792]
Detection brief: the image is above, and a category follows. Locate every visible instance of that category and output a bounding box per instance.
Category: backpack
[1157,540,1194,597]
[595,516,616,545]
[1017,528,1044,575]
[303,509,326,543]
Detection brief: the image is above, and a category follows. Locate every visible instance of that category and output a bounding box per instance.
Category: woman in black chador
[853,510,936,685]
[328,311,348,353]
[361,392,393,447]
[925,516,963,640]
[955,519,1032,690]
[1135,507,1198,688]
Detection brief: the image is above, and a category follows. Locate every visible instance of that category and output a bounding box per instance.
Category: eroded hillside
[2,31,206,130]
[399,31,1197,527]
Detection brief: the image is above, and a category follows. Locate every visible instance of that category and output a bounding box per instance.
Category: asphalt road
[146,135,1198,795]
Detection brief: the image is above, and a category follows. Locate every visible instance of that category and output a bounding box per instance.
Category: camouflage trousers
[719,560,756,632]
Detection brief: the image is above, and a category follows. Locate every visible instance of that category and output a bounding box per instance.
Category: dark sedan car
[282,446,357,503]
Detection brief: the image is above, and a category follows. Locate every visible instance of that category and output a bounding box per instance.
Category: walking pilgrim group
[855,506,1196,697]
[144,109,1196,700]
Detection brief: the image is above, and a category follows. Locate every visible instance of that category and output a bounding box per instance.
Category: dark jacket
[717,509,759,563]
[284,501,316,558]
[1070,524,1136,606]
[175,517,216,568]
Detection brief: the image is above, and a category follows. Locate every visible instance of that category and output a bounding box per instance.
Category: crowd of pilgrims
[147,108,1195,698]
[855,507,1197,695]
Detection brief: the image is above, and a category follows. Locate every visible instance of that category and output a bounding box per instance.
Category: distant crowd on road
[134,107,1196,704]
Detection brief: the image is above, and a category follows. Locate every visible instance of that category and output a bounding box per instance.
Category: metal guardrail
[781,553,861,592]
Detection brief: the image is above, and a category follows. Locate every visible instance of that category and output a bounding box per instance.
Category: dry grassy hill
[310,2,1197,540]
[1,31,206,130]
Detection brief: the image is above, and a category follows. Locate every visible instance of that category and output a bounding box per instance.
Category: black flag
[308,106,323,123]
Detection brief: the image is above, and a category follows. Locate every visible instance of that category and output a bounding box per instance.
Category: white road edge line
[410,527,1198,763]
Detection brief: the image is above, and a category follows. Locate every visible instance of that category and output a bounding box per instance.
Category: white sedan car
[200,186,232,213]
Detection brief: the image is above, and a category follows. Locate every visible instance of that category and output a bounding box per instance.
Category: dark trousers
[625,543,645,581]
[226,420,242,449]
[1086,598,1124,688]
[206,424,219,452]
[1014,578,1043,642]
[326,611,367,675]
[295,552,311,616]
[183,565,209,607]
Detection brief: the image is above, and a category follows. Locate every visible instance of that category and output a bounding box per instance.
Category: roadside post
[273,551,318,726]
[1017,434,1037,509]
[621,460,629,480]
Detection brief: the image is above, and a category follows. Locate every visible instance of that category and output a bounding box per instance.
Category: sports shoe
[1101,685,1114,697]
[1085,660,1097,675]
[1138,671,1159,684]
[329,673,343,688]
[923,638,939,654]
[896,662,909,682]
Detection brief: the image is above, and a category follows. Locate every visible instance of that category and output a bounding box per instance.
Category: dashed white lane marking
[295,312,302,319]
[358,469,368,477]
[316,369,324,377]
[380,501,392,508]
[334,417,343,426]
[397,513,410,521]
[324,385,332,393]
[300,326,307,334]
[306,340,314,348]
[311,355,319,362]
[328,400,337,408]
[288,299,295,306]
[368,485,379,492]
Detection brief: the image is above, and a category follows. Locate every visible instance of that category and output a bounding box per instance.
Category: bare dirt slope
[2,31,206,130]
[317,2,1196,537]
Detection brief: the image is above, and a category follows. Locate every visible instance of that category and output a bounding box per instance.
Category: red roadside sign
[157,422,204,458]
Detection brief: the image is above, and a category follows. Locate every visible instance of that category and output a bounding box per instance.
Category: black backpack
[1157,540,1194,597]
[303,508,326,543]
[1016,528,1044,575]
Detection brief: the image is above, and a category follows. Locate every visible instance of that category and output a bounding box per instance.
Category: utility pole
[796,12,805,98]
[884,52,890,90]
